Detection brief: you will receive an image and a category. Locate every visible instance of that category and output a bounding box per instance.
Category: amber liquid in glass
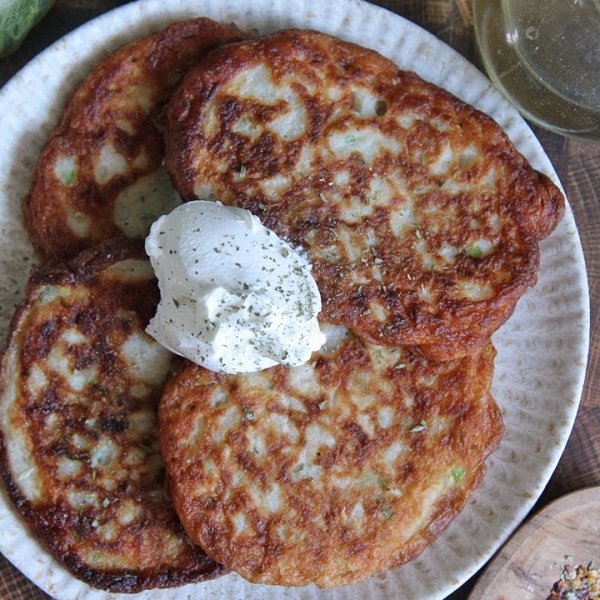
[474,0,600,141]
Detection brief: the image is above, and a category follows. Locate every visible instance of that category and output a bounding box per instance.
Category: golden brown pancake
[0,239,225,592]
[165,28,564,361]
[24,17,245,261]
[159,325,503,588]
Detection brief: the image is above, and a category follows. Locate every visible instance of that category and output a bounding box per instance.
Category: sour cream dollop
[145,201,325,374]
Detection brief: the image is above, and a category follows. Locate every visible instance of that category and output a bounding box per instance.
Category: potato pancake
[165,28,564,360]
[0,239,225,592]
[24,17,245,261]
[159,324,503,588]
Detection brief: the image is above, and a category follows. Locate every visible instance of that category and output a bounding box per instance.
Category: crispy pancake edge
[164,28,565,361]
[0,239,226,592]
[160,331,503,587]
[24,18,246,261]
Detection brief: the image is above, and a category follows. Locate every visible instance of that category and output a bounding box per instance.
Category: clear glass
[0,0,55,58]
[473,0,600,141]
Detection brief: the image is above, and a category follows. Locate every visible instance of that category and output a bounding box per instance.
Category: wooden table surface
[0,1,598,598]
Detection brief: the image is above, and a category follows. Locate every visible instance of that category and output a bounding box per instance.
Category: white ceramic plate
[0,1,590,599]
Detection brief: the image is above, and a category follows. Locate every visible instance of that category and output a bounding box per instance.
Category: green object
[0,0,55,58]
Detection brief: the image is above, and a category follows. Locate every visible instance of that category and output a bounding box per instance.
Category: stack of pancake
[0,17,564,593]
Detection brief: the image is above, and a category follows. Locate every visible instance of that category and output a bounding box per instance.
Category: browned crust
[0,239,225,592]
[160,332,503,587]
[24,18,246,261]
[165,28,565,361]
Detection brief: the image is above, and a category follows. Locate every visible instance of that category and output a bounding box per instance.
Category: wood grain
[468,487,600,600]
[1,1,599,599]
